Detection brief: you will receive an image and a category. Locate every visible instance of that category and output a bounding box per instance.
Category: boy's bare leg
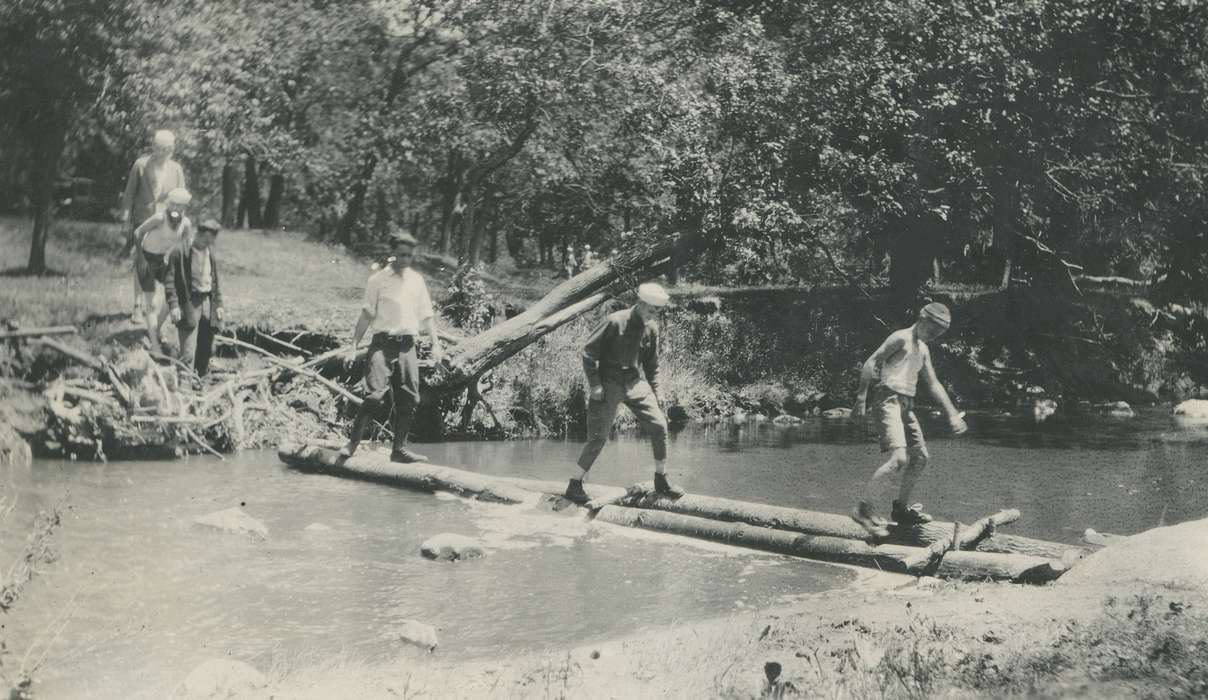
[896,448,928,505]
[863,448,909,512]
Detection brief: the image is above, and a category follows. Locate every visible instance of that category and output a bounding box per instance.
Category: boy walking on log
[851,302,967,538]
[564,282,682,505]
[339,230,443,463]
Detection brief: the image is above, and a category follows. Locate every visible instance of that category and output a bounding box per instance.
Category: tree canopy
[2,0,1206,296]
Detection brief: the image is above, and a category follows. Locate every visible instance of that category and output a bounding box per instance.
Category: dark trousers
[177,294,215,376]
[349,333,421,451]
[577,374,667,471]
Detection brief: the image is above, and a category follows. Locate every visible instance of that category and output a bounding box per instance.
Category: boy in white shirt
[339,231,444,463]
[851,302,967,537]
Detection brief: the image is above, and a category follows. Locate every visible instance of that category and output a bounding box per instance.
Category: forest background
[4,0,1208,406]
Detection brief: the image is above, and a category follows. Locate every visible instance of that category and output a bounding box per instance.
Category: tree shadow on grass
[0,266,67,278]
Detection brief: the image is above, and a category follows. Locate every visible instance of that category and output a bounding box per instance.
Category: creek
[3,408,1207,698]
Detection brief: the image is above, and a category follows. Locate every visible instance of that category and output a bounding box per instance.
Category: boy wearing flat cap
[132,187,195,352]
[340,230,443,463]
[166,218,224,376]
[851,302,967,537]
[564,281,682,504]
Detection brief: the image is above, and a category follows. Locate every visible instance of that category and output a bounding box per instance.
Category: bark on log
[0,326,78,339]
[593,506,1066,583]
[431,232,699,391]
[619,488,1086,560]
[278,442,534,504]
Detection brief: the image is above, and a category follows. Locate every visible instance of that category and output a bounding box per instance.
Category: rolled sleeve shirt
[122,156,186,224]
[581,308,661,398]
[363,267,434,336]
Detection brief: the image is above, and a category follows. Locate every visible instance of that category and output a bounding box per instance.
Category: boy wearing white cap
[851,302,967,537]
[131,187,194,352]
[564,281,682,504]
[119,130,187,319]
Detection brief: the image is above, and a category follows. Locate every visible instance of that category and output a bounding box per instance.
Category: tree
[0,0,136,273]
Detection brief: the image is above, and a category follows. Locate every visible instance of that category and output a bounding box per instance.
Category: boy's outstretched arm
[921,350,967,433]
[854,334,904,416]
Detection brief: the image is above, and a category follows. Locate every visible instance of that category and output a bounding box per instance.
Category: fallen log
[619,488,1084,560]
[593,506,1066,583]
[277,442,533,504]
[0,325,78,339]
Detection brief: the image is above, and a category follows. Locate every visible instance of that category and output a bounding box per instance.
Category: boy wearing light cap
[119,130,187,318]
[564,281,682,505]
[131,187,194,352]
[851,302,967,537]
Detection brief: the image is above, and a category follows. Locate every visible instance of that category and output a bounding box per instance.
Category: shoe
[891,500,933,528]
[131,307,144,324]
[563,478,589,505]
[390,447,428,464]
[851,502,891,539]
[653,473,684,498]
[337,442,356,460]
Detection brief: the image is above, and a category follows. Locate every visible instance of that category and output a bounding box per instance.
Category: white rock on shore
[1059,517,1208,590]
[192,508,268,539]
[396,619,440,651]
[1172,399,1208,422]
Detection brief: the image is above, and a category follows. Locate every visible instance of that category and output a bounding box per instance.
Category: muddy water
[3,408,1206,698]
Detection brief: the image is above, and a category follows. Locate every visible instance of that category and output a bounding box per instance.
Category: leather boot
[891,500,933,528]
[338,404,376,459]
[563,478,589,505]
[390,398,428,463]
[653,473,684,498]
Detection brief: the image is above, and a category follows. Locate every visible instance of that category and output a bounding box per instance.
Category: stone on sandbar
[396,619,440,651]
[193,508,268,539]
[420,533,484,561]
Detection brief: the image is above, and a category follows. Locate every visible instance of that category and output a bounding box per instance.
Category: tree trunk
[465,197,484,265]
[262,172,285,228]
[488,220,498,263]
[339,154,377,245]
[26,122,66,274]
[432,231,700,391]
[241,155,263,229]
[221,163,237,227]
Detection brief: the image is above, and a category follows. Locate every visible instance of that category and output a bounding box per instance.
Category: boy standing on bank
[851,302,967,538]
[563,282,683,505]
[166,218,224,376]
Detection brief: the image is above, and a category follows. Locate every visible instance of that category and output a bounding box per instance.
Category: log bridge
[278,442,1089,583]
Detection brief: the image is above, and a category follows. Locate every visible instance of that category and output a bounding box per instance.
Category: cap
[153,130,176,147]
[637,282,670,307]
[198,218,222,233]
[165,188,192,206]
[388,231,418,247]
[920,302,951,327]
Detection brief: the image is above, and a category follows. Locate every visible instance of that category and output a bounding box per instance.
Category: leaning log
[277,442,533,504]
[431,232,701,391]
[621,487,1086,560]
[593,506,1066,583]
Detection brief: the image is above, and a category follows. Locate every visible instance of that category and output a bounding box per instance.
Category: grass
[252,582,1208,699]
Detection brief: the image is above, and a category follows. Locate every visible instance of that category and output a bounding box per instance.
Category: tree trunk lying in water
[593,505,1067,583]
[277,442,1074,582]
[619,485,1088,561]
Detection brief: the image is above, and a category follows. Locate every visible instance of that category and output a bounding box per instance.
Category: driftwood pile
[2,325,367,459]
[278,442,1089,583]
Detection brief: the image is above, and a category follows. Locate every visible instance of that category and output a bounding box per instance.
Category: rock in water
[1172,399,1208,422]
[1059,517,1208,590]
[396,619,439,651]
[182,659,265,699]
[821,407,852,419]
[304,522,332,532]
[193,508,268,539]
[420,533,484,561]
[1032,398,1058,422]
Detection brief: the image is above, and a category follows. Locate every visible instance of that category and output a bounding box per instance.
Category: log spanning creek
[5,409,1208,698]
